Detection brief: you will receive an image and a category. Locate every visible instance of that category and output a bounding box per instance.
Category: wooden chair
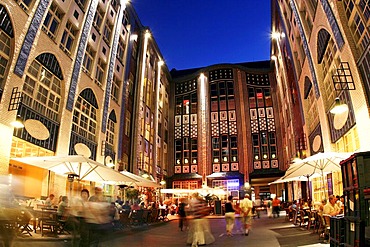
[298,209,309,227]
[40,209,58,236]
[306,211,317,231]
[17,210,33,236]
[318,214,330,240]
[119,210,131,228]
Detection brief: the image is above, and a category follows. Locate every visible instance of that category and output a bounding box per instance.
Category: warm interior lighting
[254,155,259,160]
[160,180,166,185]
[184,158,188,164]
[192,159,197,164]
[263,154,268,159]
[214,158,219,163]
[232,157,237,161]
[271,154,276,159]
[223,157,228,162]
[176,159,180,164]
[330,97,348,114]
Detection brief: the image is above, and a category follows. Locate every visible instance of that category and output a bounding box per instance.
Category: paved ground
[4,213,330,247]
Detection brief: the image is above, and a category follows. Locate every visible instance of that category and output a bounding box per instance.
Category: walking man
[240,194,253,236]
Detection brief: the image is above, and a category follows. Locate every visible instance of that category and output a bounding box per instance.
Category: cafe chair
[17,210,33,236]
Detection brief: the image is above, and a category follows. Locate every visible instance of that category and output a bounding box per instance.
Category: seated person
[45,194,55,208]
[57,196,69,219]
[323,195,340,217]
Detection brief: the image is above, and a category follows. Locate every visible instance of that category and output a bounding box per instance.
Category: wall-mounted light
[192,159,197,164]
[223,157,228,162]
[159,180,166,186]
[254,155,259,160]
[271,154,276,159]
[263,154,268,159]
[184,158,188,164]
[271,55,277,61]
[130,34,138,41]
[106,160,115,168]
[11,115,24,128]
[330,97,348,114]
[213,158,219,163]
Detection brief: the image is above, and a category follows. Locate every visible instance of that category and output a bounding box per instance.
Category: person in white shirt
[240,194,253,236]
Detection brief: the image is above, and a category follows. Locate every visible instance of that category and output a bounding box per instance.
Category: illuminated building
[169,63,288,198]
[0,0,170,197]
[272,0,370,202]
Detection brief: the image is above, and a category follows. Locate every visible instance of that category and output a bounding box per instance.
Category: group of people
[177,193,254,247]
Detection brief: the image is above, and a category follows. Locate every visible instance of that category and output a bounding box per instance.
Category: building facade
[0,0,170,198]
[169,62,288,199]
[272,0,370,202]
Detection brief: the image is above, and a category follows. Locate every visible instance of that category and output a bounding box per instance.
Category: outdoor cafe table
[30,207,57,233]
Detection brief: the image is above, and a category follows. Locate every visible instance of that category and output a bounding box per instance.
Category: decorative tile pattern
[14,0,52,77]
[228,110,236,121]
[266,107,274,118]
[289,0,320,98]
[229,122,237,135]
[211,123,219,136]
[191,114,197,124]
[220,111,227,121]
[262,160,270,169]
[250,109,258,120]
[175,166,181,173]
[67,0,99,110]
[231,163,238,171]
[191,125,197,138]
[320,0,344,49]
[183,125,189,136]
[254,161,261,169]
[183,166,189,173]
[259,118,267,131]
[191,165,197,173]
[211,112,218,123]
[175,127,181,139]
[271,160,279,168]
[220,121,228,134]
[102,5,124,132]
[175,116,181,126]
[267,119,276,131]
[258,108,265,118]
[251,119,259,133]
[213,163,220,172]
[221,163,230,172]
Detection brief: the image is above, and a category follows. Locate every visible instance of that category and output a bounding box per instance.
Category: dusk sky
[133,1,272,70]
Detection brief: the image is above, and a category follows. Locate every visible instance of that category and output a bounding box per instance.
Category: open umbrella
[282,152,353,199]
[10,155,138,183]
[120,171,160,188]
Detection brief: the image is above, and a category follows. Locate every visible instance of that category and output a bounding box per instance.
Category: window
[15,0,34,12]
[94,58,105,87]
[116,38,125,62]
[23,60,62,121]
[42,2,63,40]
[0,30,11,88]
[75,0,87,10]
[124,111,131,136]
[82,45,95,75]
[111,75,120,102]
[93,6,104,32]
[72,91,97,141]
[106,112,116,145]
[103,21,113,43]
[60,21,77,55]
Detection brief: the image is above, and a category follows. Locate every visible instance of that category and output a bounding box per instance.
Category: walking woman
[224,195,235,236]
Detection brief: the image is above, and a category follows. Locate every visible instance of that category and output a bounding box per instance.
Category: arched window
[106,110,116,145]
[0,5,14,95]
[72,88,98,141]
[317,29,331,64]
[22,53,63,121]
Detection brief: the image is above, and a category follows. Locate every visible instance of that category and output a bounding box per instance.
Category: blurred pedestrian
[272,196,281,218]
[240,194,253,236]
[224,195,235,236]
[178,198,187,231]
[186,193,215,247]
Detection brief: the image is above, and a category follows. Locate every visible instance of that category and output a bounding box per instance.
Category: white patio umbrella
[120,171,161,188]
[10,155,138,183]
[282,152,353,199]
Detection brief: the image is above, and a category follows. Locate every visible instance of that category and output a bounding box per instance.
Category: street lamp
[11,115,24,128]
[330,97,348,114]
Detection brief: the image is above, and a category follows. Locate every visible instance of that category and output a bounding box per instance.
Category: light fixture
[176,159,180,164]
[263,154,268,159]
[142,173,149,179]
[254,155,259,160]
[158,60,164,67]
[192,159,197,164]
[11,115,24,128]
[330,97,348,114]
[106,160,115,168]
[223,157,228,162]
[214,158,219,163]
[244,182,251,189]
[184,158,188,164]
[144,30,151,38]
[160,180,166,186]
[232,157,237,161]
[271,55,277,61]
[271,154,276,159]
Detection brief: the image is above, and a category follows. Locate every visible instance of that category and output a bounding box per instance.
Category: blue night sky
[132,0,272,70]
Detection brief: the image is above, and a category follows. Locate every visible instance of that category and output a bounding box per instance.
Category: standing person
[224,195,235,236]
[266,198,273,218]
[272,196,281,218]
[178,198,187,231]
[240,194,253,236]
[88,187,104,202]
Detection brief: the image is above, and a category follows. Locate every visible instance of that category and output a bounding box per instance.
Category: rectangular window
[116,38,125,62]
[93,6,104,32]
[42,2,63,40]
[60,20,77,55]
[82,45,95,75]
[103,21,113,43]
[94,58,105,87]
